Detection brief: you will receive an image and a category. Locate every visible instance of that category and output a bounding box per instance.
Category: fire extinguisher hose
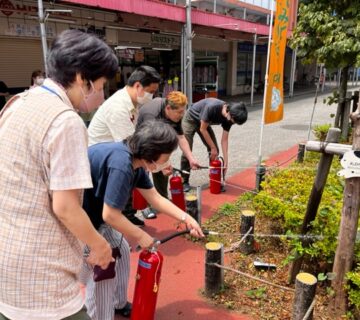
[136,230,212,251]
[158,229,212,244]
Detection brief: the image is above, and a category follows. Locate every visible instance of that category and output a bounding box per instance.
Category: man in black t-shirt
[181,98,248,191]
[0,81,9,111]
[137,91,200,217]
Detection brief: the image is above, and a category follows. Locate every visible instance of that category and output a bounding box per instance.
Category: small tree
[290,0,360,129]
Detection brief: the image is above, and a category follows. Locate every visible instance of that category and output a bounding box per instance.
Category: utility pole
[38,0,48,75]
[186,0,193,105]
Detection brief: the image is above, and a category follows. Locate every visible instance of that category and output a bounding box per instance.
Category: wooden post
[353,91,359,112]
[289,128,341,283]
[240,210,255,254]
[205,242,224,296]
[341,92,353,140]
[297,143,305,163]
[185,193,199,223]
[332,98,360,313]
[255,164,266,191]
[292,273,317,320]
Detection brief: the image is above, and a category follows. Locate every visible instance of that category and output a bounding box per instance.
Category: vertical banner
[264,0,290,124]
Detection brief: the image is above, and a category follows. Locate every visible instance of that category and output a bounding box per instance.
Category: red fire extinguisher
[132,188,147,210]
[131,230,210,320]
[169,172,186,211]
[209,156,224,194]
[131,247,163,320]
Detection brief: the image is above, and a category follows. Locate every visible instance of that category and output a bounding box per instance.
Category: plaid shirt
[0,79,92,320]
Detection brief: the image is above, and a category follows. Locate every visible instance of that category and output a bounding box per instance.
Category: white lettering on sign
[151,33,180,47]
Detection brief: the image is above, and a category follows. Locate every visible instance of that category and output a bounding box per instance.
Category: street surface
[171,85,360,188]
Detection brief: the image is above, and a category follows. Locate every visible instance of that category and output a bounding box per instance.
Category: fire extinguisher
[132,188,147,210]
[131,230,210,320]
[209,156,224,194]
[169,171,186,211]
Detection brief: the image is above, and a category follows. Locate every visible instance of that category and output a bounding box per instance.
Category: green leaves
[290,1,360,69]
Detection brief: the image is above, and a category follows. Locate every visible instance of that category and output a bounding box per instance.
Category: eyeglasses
[152,159,171,172]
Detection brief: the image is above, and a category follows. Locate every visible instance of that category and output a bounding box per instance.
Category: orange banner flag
[264,0,290,124]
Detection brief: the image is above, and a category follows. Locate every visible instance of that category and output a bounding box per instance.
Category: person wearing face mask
[181,98,248,192]
[88,65,160,228]
[88,65,160,147]
[80,120,204,320]
[29,69,45,89]
[0,29,118,320]
[136,91,201,219]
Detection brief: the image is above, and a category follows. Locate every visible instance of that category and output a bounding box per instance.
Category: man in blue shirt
[81,120,204,320]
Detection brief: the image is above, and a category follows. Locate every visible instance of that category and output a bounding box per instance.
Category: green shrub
[346,264,360,312]
[253,152,344,264]
[312,123,332,141]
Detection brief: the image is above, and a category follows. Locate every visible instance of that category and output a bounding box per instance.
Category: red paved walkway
[117,145,298,320]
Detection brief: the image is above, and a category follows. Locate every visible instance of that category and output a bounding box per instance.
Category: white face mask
[137,89,153,106]
[35,77,44,86]
[78,81,105,113]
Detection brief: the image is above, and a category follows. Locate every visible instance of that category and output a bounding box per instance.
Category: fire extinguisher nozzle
[203,230,219,236]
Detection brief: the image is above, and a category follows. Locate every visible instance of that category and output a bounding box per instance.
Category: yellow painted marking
[296,272,317,285]
[242,210,255,217]
[185,194,197,201]
[205,242,222,250]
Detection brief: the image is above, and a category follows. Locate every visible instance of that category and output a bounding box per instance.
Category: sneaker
[128,215,145,227]
[142,207,157,219]
[115,301,132,318]
[183,182,191,193]
[221,184,226,193]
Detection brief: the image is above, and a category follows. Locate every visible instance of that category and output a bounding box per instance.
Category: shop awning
[61,0,269,36]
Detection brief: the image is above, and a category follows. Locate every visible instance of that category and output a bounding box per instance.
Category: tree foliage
[289,0,360,69]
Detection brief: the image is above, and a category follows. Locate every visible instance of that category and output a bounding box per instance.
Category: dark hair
[127,65,161,88]
[228,102,248,125]
[30,69,44,85]
[47,29,118,88]
[127,120,178,162]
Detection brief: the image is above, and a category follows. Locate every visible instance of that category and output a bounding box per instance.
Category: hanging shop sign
[151,33,180,47]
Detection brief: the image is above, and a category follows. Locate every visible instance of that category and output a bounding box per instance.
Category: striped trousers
[80,224,130,320]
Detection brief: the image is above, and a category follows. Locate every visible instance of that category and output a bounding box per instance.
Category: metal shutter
[0,37,44,88]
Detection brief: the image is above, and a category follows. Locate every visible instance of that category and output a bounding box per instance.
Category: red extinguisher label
[210,169,220,174]
[139,260,152,269]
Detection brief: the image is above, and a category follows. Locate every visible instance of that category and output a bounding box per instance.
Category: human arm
[53,190,113,269]
[199,120,218,160]
[221,130,229,177]
[140,187,204,238]
[102,204,154,248]
[178,134,200,169]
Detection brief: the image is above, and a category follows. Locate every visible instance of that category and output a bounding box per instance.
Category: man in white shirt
[88,66,160,147]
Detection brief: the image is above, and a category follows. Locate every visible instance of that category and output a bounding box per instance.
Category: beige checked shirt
[0,79,92,320]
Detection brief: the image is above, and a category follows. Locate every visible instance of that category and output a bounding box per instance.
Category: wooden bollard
[185,193,199,223]
[255,165,266,191]
[205,242,224,296]
[240,210,255,254]
[292,273,317,320]
[297,143,305,163]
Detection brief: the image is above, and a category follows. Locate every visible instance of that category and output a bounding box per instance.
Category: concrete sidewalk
[117,145,299,320]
